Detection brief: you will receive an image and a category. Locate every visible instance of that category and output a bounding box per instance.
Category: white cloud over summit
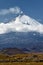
[0,7,43,34]
[0,7,23,15]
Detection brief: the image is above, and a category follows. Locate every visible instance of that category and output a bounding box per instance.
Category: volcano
[0,14,43,52]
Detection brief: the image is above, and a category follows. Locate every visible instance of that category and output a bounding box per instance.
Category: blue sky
[0,0,43,23]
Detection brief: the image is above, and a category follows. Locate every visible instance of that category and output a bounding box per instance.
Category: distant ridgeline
[0,32,43,52]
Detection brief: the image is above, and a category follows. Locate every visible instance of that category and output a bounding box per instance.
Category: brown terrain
[0,48,43,65]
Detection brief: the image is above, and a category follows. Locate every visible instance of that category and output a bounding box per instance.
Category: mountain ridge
[0,32,43,52]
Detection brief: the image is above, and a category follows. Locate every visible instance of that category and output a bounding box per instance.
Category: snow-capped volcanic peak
[0,14,43,34]
[20,15,40,25]
[10,15,43,33]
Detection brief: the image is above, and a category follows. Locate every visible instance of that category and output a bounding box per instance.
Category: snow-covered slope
[0,15,43,34]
